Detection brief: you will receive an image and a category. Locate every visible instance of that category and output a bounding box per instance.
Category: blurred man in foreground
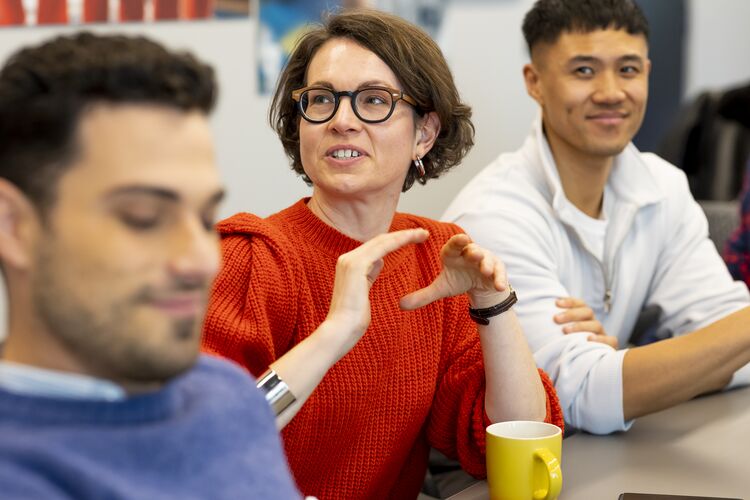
[0,33,301,498]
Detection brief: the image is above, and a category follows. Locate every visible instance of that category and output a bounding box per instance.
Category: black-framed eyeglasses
[291,85,419,124]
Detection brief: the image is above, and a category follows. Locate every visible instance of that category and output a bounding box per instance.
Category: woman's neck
[307,189,400,242]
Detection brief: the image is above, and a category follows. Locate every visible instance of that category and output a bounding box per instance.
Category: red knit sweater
[202,199,563,500]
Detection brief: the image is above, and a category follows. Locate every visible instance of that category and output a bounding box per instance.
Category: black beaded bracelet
[468,285,518,325]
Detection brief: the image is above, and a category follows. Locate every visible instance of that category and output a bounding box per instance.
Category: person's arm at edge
[622,164,750,420]
[622,305,750,420]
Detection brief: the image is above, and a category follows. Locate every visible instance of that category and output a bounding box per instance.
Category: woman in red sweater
[203,9,563,499]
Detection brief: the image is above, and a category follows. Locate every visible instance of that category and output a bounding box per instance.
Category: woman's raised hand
[400,233,510,311]
[324,228,429,354]
[270,228,428,428]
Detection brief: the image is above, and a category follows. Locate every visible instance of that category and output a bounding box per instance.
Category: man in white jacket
[444,0,750,434]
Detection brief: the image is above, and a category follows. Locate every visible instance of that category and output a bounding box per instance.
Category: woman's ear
[0,179,39,270]
[414,111,441,158]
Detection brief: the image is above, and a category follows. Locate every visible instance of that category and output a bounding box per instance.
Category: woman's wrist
[468,284,517,325]
[468,286,512,309]
[316,316,367,362]
[257,369,296,416]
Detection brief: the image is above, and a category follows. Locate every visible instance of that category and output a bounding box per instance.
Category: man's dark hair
[0,32,216,212]
[522,0,649,53]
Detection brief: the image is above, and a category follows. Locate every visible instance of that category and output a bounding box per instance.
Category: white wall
[685,0,750,99]
[399,0,538,217]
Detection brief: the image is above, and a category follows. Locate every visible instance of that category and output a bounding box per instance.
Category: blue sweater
[0,355,301,499]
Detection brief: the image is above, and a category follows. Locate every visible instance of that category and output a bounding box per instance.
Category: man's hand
[554,297,618,348]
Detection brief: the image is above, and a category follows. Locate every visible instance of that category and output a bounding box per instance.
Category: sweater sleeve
[202,220,300,377]
[425,279,563,479]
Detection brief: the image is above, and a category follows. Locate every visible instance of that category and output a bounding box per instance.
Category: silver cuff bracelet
[257,369,296,417]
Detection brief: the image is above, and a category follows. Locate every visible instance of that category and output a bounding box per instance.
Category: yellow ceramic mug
[486,420,562,500]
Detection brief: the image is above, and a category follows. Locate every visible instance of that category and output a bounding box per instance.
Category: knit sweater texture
[0,355,301,500]
[202,199,563,500]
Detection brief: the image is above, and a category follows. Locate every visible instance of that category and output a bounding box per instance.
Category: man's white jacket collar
[526,114,664,226]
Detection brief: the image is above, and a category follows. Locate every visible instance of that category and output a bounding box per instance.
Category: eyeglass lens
[300,88,395,123]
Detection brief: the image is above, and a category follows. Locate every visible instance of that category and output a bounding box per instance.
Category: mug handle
[532,448,562,500]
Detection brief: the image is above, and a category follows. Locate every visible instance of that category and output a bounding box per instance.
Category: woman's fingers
[494,261,507,291]
[442,233,472,257]
[402,235,511,311]
[451,238,507,287]
[366,259,384,284]
[400,284,447,311]
[356,229,429,264]
[330,229,429,314]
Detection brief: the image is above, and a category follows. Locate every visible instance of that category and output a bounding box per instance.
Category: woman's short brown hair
[270,9,474,192]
